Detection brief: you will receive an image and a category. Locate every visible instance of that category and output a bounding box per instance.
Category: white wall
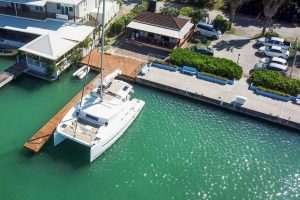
[90,1,119,25]
[46,2,75,17]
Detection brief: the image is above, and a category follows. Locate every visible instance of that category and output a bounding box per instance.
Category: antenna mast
[99,0,106,100]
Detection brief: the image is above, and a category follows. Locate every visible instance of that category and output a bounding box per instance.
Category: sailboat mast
[99,0,106,100]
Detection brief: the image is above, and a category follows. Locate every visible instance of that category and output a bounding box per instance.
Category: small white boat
[73,65,90,79]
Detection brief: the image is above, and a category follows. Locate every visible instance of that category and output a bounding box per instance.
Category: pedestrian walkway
[137,67,300,130]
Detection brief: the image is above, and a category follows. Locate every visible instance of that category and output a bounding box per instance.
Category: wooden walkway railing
[24,74,100,152]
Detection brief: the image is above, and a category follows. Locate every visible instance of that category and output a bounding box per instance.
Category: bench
[182,66,197,75]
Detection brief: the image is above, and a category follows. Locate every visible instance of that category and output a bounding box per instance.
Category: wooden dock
[24,74,100,152]
[80,50,144,81]
[24,52,144,153]
[0,63,27,88]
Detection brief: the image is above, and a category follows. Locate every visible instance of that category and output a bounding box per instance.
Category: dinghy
[73,65,90,79]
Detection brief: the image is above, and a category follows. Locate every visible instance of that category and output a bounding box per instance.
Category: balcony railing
[0,6,56,20]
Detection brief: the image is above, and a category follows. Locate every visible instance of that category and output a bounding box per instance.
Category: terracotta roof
[133,11,189,31]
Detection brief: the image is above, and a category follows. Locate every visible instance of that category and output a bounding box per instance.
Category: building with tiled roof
[126,11,194,49]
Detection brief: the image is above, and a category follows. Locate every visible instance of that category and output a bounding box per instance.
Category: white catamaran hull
[54,99,145,162]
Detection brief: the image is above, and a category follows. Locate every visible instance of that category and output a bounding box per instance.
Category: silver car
[257,46,289,59]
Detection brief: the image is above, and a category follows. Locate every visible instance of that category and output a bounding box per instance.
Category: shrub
[107,1,148,37]
[170,48,243,80]
[250,70,300,96]
[264,31,280,38]
[200,72,228,81]
[257,86,291,97]
[160,7,179,16]
[179,6,194,16]
[179,7,203,23]
[213,14,229,33]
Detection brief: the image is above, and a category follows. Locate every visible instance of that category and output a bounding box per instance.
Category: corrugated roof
[133,11,189,31]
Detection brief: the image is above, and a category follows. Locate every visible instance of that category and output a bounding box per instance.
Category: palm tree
[227,0,248,30]
[261,0,284,36]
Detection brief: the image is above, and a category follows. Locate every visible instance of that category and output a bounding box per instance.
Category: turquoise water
[0,57,300,199]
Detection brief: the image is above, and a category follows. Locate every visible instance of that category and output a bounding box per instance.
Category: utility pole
[290,37,298,77]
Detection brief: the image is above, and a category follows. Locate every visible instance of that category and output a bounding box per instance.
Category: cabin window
[122,86,129,91]
[85,114,98,122]
[57,3,61,10]
[69,6,73,12]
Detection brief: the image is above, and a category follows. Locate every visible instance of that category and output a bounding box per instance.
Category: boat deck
[80,50,144,81]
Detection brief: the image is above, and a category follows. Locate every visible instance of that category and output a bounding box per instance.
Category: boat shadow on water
[19,139,91,168]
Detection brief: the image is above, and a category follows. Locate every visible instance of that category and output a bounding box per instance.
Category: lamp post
[237,54,240,64]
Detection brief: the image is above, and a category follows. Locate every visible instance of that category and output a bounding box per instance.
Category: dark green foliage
[170,48,243,80]
[69,49,81,67]
[250,70,300,96]
[264,31,280,38]
[179,7,203,23]
[213,14,229,33]
[45,64,58,77]
[257,86,291,97]
[107,1,148,37]
[160,7,179,16]
[200,72,228,81]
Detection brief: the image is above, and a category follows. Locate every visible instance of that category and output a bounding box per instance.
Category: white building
[0,0,119,23]
[0,14,94,80]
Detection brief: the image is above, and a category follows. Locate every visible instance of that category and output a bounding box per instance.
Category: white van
[194,22,222,39]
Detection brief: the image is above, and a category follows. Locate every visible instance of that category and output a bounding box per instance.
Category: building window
[11,3,14,7]
[69,6,73,12]
[35,6,39,11]
[57,3,61,10]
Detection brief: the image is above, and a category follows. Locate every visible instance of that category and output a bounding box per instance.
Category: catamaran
[54,70,145,162]
[53,0,145,162]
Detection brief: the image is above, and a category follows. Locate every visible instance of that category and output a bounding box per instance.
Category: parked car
[194,22,221,39]
[190,45,214,56]
[256,37,291,50]
[254,62,287,74]
[257,46,289,59]
[259,57,287,66]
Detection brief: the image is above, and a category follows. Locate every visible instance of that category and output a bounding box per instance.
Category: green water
[0,57,300,200]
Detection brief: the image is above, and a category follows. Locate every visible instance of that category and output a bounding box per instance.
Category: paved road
[210,34,259,77]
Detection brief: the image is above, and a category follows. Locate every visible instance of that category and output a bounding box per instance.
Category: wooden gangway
[24,74,100,152]
[0,63,27,88]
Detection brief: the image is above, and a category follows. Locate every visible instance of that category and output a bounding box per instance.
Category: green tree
[225,0,248,30]
[213,15,230,33]
[261,0,284,36]
[159,7,179,16]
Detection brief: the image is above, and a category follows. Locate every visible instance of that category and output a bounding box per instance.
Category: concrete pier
[136,67,300,131]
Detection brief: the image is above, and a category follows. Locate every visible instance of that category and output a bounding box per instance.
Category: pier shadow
[13,74,50,91]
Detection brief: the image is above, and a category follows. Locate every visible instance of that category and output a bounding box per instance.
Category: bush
[200,72,228,81]
[179,7,203,23]
[160,7,179,16]
[170,48,243,80]
[264,32,280,38]
[257,86,291,97]
[250,70,300,96]
[107,1,148,37]
[213,14,229,33]
[179,6,194,16]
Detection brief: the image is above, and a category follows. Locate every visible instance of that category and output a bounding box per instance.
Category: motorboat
[73,65,90,79]
[54,70,145,162]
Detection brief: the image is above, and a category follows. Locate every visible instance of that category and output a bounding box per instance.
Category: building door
[61,5,68,15]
